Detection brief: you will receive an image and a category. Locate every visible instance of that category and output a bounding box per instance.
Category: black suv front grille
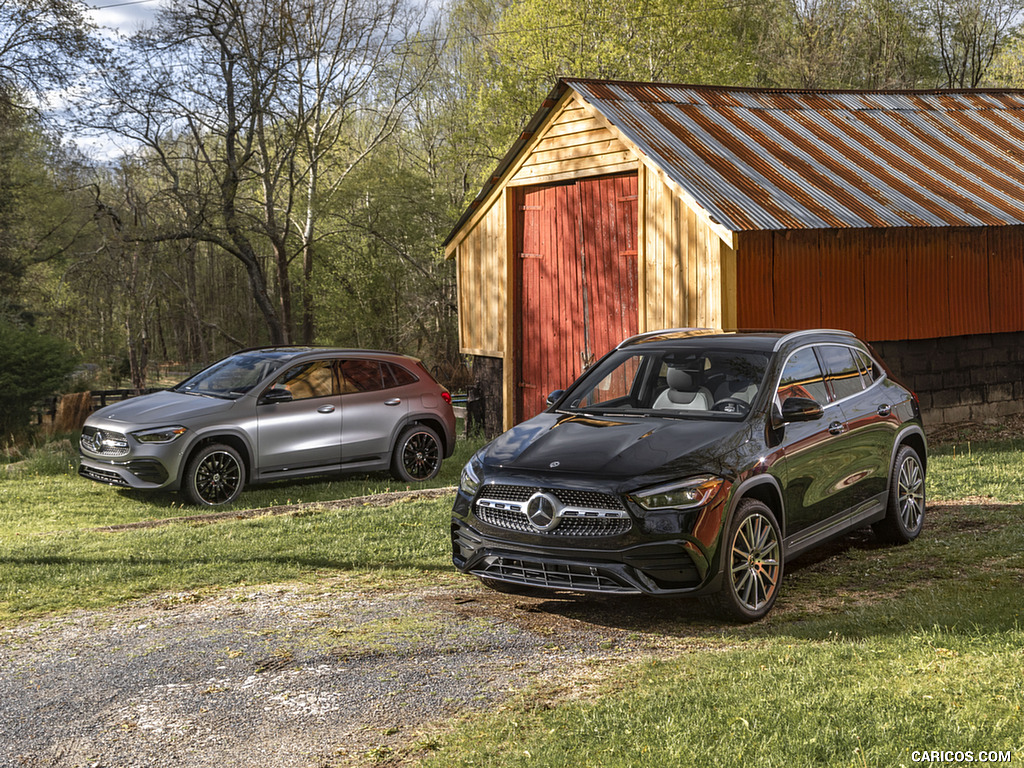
[474,484,632,537]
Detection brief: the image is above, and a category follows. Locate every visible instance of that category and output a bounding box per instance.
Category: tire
[390,424,442,482]
[873,445,925,544]
[183,443,245,506]
[705,499,783,623]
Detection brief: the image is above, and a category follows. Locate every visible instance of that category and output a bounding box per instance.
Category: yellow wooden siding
[509,97,635,187]
[456,193,506,358]
[639,166,733,332]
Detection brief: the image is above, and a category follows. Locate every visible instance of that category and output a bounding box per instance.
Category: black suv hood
[482,412,750,480]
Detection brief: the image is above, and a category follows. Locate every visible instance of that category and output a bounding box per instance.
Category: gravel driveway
[0,578,702,768]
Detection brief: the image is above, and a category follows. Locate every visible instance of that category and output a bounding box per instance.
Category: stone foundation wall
[872,332,1024,425]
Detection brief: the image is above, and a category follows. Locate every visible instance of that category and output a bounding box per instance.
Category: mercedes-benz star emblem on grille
[91,431,105,452]
[525,491,562,531]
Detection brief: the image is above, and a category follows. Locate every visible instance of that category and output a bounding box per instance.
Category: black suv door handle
[877,404,891,417]
[828,421,847,435]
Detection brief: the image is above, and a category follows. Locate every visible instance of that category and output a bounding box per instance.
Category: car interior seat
[653,366,712,410]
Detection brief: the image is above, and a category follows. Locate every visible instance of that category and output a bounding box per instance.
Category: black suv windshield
[557,346,770,418]
[174,352,293,399]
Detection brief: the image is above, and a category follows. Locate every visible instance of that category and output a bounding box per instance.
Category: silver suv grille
[80,427,130,457]
[475,484,632,537]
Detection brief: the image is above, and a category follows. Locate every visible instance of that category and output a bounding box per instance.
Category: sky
[82,0,162,36]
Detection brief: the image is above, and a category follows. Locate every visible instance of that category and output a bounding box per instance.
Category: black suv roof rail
[772,328,856,351]
[617,327,724,348]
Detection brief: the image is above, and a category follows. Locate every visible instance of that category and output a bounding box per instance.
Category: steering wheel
[711,397,750,414]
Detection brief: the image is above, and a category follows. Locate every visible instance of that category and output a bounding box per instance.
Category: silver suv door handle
[317,405,336,414]
[385,398,402,406]
[828,421,847,435]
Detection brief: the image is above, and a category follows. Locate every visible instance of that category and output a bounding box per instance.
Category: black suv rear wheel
[874,444,925,544]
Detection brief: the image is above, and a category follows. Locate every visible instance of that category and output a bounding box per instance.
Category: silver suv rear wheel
[390,425,442,482]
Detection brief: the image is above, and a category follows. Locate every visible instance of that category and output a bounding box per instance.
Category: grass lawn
[1,431,1022,766]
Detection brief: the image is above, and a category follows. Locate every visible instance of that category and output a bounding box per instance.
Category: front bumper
[454,518,721,594]
[78,456,171,489]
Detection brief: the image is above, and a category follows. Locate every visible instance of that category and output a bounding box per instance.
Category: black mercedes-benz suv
[451,329,926,621]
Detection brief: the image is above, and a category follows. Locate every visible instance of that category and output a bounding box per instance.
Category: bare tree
[929,0,1023,87]
[279,0,439,342]
[86,0,436,345]
[0,0,99,110]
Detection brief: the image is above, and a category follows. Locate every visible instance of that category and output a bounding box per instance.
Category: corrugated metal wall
[735,226,1024,341]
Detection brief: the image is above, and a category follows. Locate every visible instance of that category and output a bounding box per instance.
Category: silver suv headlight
[131,426,188,444]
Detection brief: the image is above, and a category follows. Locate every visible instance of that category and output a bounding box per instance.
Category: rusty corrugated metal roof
[566,78,1024,231]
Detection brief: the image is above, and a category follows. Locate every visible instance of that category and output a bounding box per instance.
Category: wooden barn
[444,78,1024,434]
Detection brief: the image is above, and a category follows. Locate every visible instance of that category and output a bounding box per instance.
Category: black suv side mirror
[780,396,824,423]
[546,389,565,407]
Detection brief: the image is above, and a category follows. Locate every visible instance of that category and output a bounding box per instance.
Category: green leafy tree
[737,0,937,88]
[451,0,748,174]
[0,319,76,437]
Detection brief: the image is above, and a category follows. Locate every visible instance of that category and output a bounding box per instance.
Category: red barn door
[514,173,639,422]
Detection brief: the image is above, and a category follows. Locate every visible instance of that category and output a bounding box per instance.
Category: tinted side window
[778,347,829,405]
[341,359,384,393]
[384,363,419,388]
[276,360,337,400]
[819,345,865,401]
[853,350,879,387]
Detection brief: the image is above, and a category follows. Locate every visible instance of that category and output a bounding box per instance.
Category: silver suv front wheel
[184,443,245,506]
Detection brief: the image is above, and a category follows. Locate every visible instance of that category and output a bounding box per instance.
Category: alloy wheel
[897,454,925,533]
[193,450,242,505]
[729,512,781,612]
[402,431,440,481]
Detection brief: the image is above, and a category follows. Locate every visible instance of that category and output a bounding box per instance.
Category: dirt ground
[0,416,1015,768]
[0,576,726,768]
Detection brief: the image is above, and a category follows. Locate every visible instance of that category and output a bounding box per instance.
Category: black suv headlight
[458,451,484,497]
[629,476,725,513]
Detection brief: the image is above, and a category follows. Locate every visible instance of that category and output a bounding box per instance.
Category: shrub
[0,320,77,438]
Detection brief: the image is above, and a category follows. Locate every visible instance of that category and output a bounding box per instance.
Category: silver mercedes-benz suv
[79,347,457,506]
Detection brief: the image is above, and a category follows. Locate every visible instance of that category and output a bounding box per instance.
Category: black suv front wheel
[706,499,783,623]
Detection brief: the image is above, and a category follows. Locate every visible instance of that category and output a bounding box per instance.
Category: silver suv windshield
[556,346,770,419]
[173,352,293,399]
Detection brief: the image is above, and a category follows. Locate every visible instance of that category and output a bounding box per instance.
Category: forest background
[4,0,1024,436]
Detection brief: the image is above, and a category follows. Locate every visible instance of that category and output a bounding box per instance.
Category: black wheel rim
[897,455,925,532]
[194,450,241,505]
[402,431,439,480]
[729,513,781,612]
